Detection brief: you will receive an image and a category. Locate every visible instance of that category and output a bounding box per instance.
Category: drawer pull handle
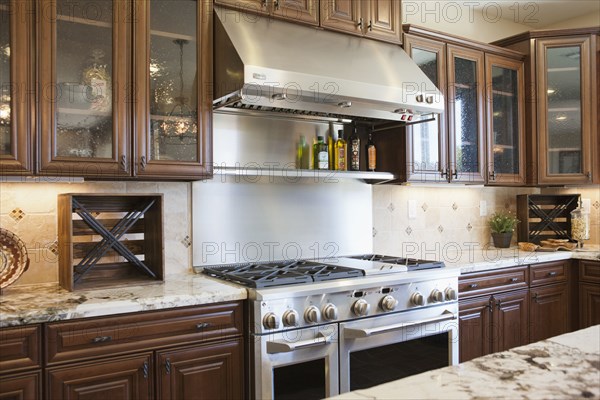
[196,322,211,330]
[510,277,519,282]
[92,336,112,344]
[143,361,149,379]
[548,271,557,277]
[469,283,478,288]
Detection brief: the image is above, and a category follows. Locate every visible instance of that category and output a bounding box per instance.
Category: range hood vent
[213,7,444,125]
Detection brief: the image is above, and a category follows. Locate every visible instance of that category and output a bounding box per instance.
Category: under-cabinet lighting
[547,89,556,95]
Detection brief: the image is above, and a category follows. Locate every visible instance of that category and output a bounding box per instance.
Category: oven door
[252,323,339,400]
[339,305,459,393]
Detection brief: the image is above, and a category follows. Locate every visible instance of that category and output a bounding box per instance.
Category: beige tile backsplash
[0,182,192,286]
[372,185,600,258]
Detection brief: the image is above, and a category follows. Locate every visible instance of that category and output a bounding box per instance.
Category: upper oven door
[339,305,459,394]
[252,323,339,400]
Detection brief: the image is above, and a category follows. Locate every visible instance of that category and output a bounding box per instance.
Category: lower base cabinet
[579,282,600,328]
[529,283,569,342]
[46,353,153,400]
[0,371,41,400]
[458,297,492,362]
[157,339,243,400]
[491,290,529,353]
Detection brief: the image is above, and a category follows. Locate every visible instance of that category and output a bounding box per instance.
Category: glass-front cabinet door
[403,34,447,182]
[536,36,594,184]
[39,0,129,177]
[134,0,212,178]
[485,55,525,185]
[447,45,486,183]
[0,0,33,174]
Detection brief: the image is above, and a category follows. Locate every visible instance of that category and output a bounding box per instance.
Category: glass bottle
[296,135,309,169]
[366,131,376,171]
[313,136,329,170]
[335,130,347,171]
[570,199,590,248]
[349,125,360,171]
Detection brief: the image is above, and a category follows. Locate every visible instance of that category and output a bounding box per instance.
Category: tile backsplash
[0,181,192,286]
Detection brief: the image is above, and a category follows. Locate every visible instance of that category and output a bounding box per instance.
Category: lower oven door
[339,305,459,393]
[252,323,339,400]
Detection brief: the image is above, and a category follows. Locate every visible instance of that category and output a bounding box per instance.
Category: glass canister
[570,200,590,248]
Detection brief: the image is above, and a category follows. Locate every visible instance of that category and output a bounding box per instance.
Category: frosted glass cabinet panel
[39,0,129,177]
[485,55,525,185]
[0,0,33,174]
[536,36,594,184]
[447,45,485,183]
[404,34,447,182]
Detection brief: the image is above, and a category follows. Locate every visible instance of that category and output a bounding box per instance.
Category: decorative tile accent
[405,226,413,236]
[387,203,395,213]
[438,225,444,233]
[9,208,25,222]
[452,202,458,211]
[372,227,378,238]
[180,235,192,248]
[593,201,600,210]
[47,239,59,255]
[504,202,510,210]
[466,223,473,232]
[422,203,428,212]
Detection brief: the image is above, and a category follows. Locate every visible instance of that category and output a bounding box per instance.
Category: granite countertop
[0,273,247,328]
[329,325,600,400]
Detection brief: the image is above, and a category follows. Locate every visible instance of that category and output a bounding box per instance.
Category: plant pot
[492,232,513,248]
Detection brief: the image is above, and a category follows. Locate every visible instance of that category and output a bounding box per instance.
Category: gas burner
[346,254,444,271]
[201,260,364,288]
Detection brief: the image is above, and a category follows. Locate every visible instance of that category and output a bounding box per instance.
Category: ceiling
[472,0,600,28]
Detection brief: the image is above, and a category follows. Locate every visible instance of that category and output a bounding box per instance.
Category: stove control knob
[352,299,371,316]
[263,312,280,330]
[430,289,444,303]
[445,288,458,301]
[380,295,398,312]
[322,304,338,321]
[282,309,300,327]
[304,306,320,324]
[410,292,425,307]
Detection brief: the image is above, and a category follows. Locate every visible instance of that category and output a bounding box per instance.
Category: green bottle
[296,136,309,169]
[313,136,329,170]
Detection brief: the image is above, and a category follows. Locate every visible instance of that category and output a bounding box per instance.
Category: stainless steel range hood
[213,7,443,124]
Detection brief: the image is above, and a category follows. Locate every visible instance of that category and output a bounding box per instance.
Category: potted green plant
[488,210,519,248]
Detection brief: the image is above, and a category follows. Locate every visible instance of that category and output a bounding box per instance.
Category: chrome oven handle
[343,311,457,339]
[266,333,332,354]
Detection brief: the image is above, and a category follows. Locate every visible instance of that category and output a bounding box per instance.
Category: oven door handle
[343,311,457,339]
[266,333,332,354]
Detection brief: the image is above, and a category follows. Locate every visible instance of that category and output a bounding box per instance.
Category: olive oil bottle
[313,136,329,170]
[334,130,347,171]
[366,131,376,171]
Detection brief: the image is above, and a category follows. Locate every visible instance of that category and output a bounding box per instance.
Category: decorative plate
[0,228,30,289]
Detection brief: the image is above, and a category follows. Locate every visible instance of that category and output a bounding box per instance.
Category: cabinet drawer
[0,325,41,373]
[45,302,243,365]
[530,260,569,287]
[579,260,600,283]
[459,266,528,299]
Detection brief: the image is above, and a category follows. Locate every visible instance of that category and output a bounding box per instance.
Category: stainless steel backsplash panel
[192,113,372,266]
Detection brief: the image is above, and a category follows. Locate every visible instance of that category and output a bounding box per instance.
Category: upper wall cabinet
[215,0,320,26]
[494,28,599,185]
[401,26,526,185]
[3,0,212,180]
[321,0,402,44]
[0,0,34,174]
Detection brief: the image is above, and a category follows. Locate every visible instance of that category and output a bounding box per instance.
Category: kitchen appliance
[213,6,444,125]
[198,256,459,399]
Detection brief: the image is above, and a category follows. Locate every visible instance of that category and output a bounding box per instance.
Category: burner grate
[347,254,444,271]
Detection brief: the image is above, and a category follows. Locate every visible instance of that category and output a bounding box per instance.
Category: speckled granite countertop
[0,273,247,328]
[329,325,600,400]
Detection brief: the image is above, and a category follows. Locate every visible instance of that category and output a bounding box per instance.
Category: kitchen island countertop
[0,273,247,328]
[328,324,600,400]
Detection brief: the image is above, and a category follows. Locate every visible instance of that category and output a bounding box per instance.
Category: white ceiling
[472,0,600,28]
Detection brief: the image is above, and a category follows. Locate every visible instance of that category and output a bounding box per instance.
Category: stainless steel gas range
[198,255,460,400]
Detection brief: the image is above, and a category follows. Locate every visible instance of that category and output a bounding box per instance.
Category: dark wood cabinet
[215,0,269,14]
[458,296,492,362]
[401,26,525,185]
[579,260,600,329]
[46,353,153,400]
[0,0,34,175]
[491,289,529,353]
[494,28,599,185]
[530,283,569,342]
[320,0,401,43]
[4,0,213,180]
[0,371,41,400]
[274,0,319,25]
[157,339,243,400]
